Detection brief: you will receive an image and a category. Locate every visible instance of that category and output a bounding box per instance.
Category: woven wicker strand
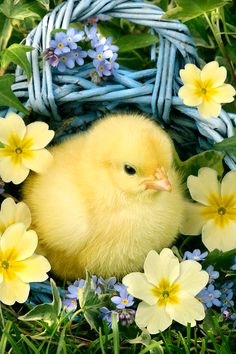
[0,0,236,171]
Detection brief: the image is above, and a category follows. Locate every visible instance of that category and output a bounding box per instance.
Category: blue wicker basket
[0,0,236,169]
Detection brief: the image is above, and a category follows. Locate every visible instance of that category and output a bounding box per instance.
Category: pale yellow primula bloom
[0,197,31,236]
[180,167,236,252]
[0,113,55,184]
[123,249,208,334]
[0,222,51,305]
[178,61,236,118]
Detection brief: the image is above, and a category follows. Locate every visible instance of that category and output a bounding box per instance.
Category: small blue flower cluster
[184,249,236,327]
[44,15,119,78]
[63,275,135,328]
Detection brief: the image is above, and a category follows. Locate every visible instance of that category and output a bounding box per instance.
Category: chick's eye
[124,164,136,175]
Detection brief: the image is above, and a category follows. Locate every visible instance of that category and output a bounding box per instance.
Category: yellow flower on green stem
[0,223,51,305]
[0,197,31,236]
[0,113,55,184]
[178,61,236,118]
[180,167,236,252]
[123,249,208,334]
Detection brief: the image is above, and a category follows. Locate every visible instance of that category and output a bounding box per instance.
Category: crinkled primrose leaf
[173,148,224,182]
[79,271,111,331]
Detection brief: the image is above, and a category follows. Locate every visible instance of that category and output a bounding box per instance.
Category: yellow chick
[22,113,184,280]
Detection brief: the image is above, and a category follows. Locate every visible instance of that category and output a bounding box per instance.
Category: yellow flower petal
[13,254,50,282]
[197,98,221,118]
[180,64,201,86]
[0,113,26,145]
[178,85,202,106]
[144,249,179,286]
[135,302,172,333]
[177,261,209,295]
[25,122,55,150]
[0,156,29,184]
[180,202,206,235]
[1,223,38,261]
[221,170,236,207]
[22,149,53,173]
[211,84,236,103]
[187,168,220,206]
[201,61,226,88]
[202,219,236,251]
[0,274,29,305]
[0,198,31,235]
[122,272,156,305]
[166,292,205,327]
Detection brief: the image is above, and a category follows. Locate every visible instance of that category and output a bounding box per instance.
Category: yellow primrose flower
[178,61,236,118]
[0,223,51,305]
[0,113,55,184]
[0,197,31,236]
[180,167,236,252]
[123,249,208,334]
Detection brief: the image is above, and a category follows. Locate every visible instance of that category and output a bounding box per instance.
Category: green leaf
[18,279,62,325]
[2,44,33,80]
[202,248,236,269]
[0,0,42,21]
[162,0,231,22]
[173,149,224,181]
[0,74,28,114]
[213,133,236,155]
[115,33,158,53]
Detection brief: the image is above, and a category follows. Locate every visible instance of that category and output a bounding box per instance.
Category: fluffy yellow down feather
[22,113,185,280]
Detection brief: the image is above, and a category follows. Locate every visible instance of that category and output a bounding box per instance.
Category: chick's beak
[143,167,172,192]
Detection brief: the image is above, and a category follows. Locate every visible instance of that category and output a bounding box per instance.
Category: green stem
[204,11,236,87]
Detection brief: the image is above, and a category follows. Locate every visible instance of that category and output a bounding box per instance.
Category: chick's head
[85,113,174,197]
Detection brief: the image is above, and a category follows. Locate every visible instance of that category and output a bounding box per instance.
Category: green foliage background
[0,0,236,353]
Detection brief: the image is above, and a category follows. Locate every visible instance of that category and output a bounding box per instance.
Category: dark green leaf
[174,149,224,181]
[202,248,236,269]
[0,74,28,114]
[2,44,33,80]
[18,279,62,324]
[213,133,236,155]
[98,21,122,41]
[162,0,231,22]
[187,17,215,48]
[115,33,158,53]
[117,50,146,70]
[225,41,236,66]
